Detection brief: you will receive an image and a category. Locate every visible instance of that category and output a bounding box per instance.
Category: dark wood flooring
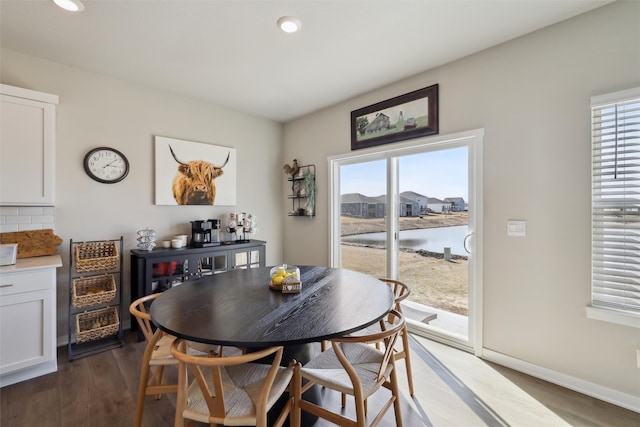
[1,331,638,426]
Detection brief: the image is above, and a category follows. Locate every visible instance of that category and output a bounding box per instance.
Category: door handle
[464,233,473,255]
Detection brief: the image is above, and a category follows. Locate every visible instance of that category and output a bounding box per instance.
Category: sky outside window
[340,147,468,201]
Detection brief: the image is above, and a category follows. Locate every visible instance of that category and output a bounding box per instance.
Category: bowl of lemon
[269,264,301,293]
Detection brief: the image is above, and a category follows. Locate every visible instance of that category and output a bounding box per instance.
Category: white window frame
[328,128,484,354]
[587,87,640,328]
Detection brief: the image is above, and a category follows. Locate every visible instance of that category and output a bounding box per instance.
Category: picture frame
[154,136,237,206]
[350,84,439,150]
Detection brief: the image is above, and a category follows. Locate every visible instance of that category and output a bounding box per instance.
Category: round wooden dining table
[150,265,394,349]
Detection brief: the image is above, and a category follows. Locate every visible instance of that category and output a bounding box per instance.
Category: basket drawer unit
[68,238,123,361]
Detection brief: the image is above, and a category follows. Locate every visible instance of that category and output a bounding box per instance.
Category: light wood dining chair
[170,339,295,427]
[291,309,405,427]
[130,293,181,427]
[129,293,222,427]
[378,278,415,396]
[321,278,415,396]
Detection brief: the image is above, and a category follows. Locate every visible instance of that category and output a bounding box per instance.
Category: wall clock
[83,147,130,184]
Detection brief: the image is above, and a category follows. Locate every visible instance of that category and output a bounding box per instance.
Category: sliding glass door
[339,159,389,278]
[329,130,483,352]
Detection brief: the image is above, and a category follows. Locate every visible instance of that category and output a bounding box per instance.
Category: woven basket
[74,241,118,273]
[72,274,116,308]
[76,306,119,343]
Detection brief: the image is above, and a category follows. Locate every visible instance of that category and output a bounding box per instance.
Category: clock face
[83,147,129,183]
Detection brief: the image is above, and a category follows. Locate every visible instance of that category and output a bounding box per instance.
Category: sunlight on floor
[403,335,574,427]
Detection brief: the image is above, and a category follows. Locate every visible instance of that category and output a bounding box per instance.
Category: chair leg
[154,366,165,400]
[353,393,367,427]
[290,363,302,427]
[134,359,151,427]
[174,361,188,427]
[389,365,403,427]
[401,326,415,396]
[341,394,368,414]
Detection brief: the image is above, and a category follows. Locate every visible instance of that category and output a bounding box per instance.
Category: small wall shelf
[288,164,316,217]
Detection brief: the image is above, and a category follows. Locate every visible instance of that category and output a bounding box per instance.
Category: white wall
[0,49,285,340]
[282,2,640,406]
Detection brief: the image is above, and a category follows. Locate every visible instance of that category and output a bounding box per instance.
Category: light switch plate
[507,220,526,237]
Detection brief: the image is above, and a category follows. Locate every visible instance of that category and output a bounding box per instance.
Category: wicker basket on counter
[72,274,116,308]
[74,241,119,273]
[75,306,119,343]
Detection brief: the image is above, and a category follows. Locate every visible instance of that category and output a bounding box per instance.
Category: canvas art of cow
[169,145,230,205]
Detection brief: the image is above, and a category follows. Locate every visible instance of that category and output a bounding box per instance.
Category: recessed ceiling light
[277,16,301,33]
[52,0,84,12]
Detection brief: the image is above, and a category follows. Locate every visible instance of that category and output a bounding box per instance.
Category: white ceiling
[0,0,612,122]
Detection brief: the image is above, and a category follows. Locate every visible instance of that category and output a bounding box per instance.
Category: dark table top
[150,265,394,347]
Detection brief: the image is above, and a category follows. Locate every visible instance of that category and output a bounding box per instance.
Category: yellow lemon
[272,275,284,286]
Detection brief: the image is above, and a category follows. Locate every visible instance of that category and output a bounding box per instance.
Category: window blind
[592,88,640,314]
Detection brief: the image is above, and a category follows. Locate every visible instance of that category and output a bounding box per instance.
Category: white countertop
[0,255,62,273]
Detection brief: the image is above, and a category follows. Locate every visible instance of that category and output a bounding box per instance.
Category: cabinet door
[0,288,54,375]
[232,247,263,269]
[149,257,188,292]
[197,253,229,275]
[0,93,56,205]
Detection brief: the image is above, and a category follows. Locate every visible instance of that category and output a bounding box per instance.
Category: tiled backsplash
[0,206,56,233]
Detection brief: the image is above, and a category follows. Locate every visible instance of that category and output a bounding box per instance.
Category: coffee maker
[190,219,221,247]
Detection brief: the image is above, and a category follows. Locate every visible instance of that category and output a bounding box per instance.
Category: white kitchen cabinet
[0,84,58,206]
[0,255,62,387]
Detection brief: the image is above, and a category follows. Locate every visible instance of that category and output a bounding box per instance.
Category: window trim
[327,128,485,354]
[589,87,640,327]
[586,305,640,328]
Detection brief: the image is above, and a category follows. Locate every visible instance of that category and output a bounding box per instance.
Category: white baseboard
[0,360,57,388]
[482,348,640,414]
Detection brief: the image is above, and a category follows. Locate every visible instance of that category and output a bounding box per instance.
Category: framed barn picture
[351,84,439,150]
[154,136,237,206]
